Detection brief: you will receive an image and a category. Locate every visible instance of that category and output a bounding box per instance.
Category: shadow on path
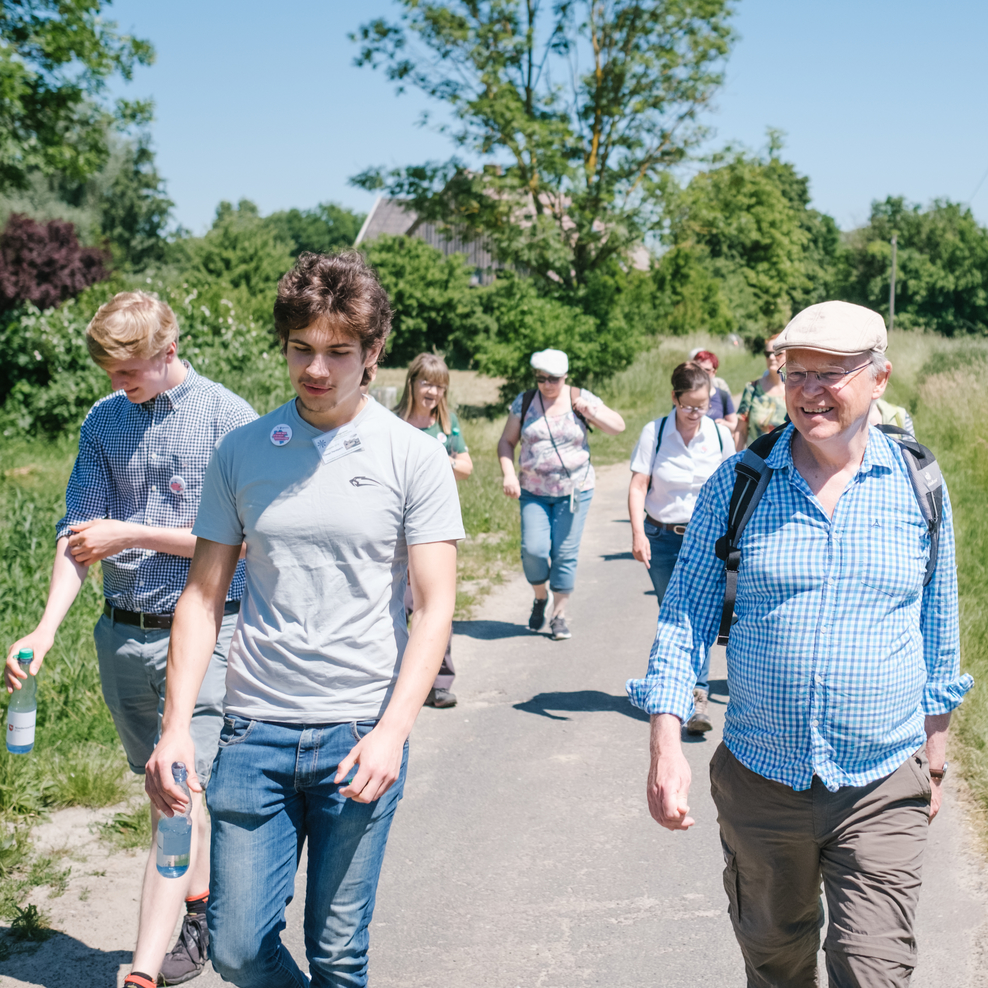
[454,619,531,641]
[513,690,650,722]
[600,551,635,561]
[0,931,130,985]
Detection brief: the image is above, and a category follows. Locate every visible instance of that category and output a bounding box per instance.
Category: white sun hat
[775,301,888,355]
[530,349,569,376]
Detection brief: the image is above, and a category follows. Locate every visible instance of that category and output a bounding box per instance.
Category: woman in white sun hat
[497,349,625,640]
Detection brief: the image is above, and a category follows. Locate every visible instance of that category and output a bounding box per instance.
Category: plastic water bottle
[6,649,37,754]
[156,762,192,878]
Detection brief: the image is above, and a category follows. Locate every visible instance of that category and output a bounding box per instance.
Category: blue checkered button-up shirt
[56,363,257,614]
[627,425,972,792]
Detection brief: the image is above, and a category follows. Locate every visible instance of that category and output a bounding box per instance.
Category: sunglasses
[535,375,563,385]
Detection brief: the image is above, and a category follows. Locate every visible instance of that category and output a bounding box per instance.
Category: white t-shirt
[192,396,465,723]
[629,411,735,523]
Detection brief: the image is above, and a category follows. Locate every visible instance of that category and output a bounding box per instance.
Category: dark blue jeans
[206,717,407,987]
[645,521,710,695]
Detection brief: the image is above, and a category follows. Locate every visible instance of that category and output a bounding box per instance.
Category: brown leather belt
[103,599,240,630]
[645,514,688,535]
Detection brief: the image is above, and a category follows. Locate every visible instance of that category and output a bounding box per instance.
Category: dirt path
[3,462,987,987]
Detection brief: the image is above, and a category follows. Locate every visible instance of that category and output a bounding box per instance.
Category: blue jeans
[206,718,408,988]
[519,489,594,594]
[645,522,709,695]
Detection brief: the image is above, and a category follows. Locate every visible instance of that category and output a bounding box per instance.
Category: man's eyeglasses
[535,374,562,385]
[780,362,872,388]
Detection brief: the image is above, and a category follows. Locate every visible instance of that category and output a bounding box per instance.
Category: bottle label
[7,709,36,747]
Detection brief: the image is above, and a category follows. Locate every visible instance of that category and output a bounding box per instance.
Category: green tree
[353,0,735,291]
[363,234,491,366]
[169,200,295,322]
[263,202,366,257]
[0,0,154,193]
[841,197,988,335]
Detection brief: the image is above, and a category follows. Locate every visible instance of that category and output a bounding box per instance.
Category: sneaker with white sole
[549,615,571,640]
[424,687,457,708]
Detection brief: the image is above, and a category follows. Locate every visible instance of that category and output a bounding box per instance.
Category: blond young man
[5,292,256,987]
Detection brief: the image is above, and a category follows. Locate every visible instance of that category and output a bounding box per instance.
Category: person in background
[497,349,625,641]
[691,349,738,431]
[870,396,915,436]
[628,362,734,734]
[735,333,787,449]
[5,292,257,988]
[396,353,473,707]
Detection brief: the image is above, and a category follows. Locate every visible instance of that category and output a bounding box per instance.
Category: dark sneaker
[424,687,457,708]
[158,912,209,985]
[686,688,713,734]
[549,615,571,640]
[528,596,550,632]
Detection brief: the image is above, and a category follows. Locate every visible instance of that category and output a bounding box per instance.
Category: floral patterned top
[509,388,602,496]
[738,378,787,443]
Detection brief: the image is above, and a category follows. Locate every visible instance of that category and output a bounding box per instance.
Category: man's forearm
[925,712,951,770]
[650,712,685,762]
[130,524,198,558]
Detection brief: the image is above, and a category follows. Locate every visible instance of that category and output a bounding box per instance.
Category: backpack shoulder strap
[876,424,942,585]
[519,388,537,426]
[645,415,669,493]
[570,385,592,431]
[714,428,787,645]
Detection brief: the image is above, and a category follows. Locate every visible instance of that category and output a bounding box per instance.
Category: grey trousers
[709,742,931,988]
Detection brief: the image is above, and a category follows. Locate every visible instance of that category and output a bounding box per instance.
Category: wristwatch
[929,761,948,781]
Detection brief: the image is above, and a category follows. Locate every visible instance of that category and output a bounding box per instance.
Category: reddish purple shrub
[0,214,110,313]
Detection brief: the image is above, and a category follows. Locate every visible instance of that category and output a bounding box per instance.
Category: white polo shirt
[630,410,735,524]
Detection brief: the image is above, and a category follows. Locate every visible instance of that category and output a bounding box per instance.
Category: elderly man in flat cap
[628,301,972,987]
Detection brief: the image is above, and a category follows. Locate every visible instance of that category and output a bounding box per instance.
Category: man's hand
[502,474,521,499]
[632,530,652,566]
[5,630,54,691]
[335,723,406,803]
[647,750,695,831]
[929,778,943,822]
[146,730,199,816]
[67,520,135,564]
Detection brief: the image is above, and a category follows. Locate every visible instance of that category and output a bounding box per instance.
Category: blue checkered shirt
[56,363,257,613]
[627,425,972,792]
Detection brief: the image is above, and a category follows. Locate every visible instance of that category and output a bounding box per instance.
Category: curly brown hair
[273,251,392,354]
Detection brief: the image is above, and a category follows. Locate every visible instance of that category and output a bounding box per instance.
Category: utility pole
[889,234,897,332]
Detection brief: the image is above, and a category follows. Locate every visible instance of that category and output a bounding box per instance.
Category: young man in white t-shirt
[145,252,464,987]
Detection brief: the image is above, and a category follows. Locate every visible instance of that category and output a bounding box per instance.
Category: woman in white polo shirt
[627,361,734,732]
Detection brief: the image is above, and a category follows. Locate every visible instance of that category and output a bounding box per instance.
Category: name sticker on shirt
[168,475,187,496]
[312,425,362,464]
[270,424,293,446]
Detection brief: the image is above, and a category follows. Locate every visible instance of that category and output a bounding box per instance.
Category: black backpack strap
[876,424,942,585]
[646,416,669,493]
[570,385,592,431]
[519,388,537,426]
[714,428,787,645]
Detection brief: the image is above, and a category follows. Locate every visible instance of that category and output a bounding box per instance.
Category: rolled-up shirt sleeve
[919,484,973,714]
[56,416,111,541]
[626,457,736,720]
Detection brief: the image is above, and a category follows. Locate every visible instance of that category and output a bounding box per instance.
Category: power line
[968,163,988,204]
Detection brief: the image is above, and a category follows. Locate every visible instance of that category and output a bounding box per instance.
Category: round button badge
[168,475,187,496]
[270,424,293,446]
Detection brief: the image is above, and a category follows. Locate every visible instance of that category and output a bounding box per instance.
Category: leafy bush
[263,202,365,257]
[0,214,109,313]
[364,235,492,367]
[468,275,637,401]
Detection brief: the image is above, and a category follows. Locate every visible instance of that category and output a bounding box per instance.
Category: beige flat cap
[775,300,887,355]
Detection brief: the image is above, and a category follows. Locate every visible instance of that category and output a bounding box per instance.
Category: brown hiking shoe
[686,688,713,734]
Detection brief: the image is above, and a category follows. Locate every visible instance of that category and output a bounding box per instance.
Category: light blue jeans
[519,488,594,594]
[205,717,407,988]
[644,521,710,695]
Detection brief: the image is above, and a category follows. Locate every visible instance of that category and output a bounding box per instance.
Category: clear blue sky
[106,0,988,234]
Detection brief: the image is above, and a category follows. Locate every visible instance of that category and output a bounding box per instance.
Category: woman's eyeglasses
[677,403,709,415]
[417,381,447,394]
[764,350,778,358]
[535,375,562,385]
